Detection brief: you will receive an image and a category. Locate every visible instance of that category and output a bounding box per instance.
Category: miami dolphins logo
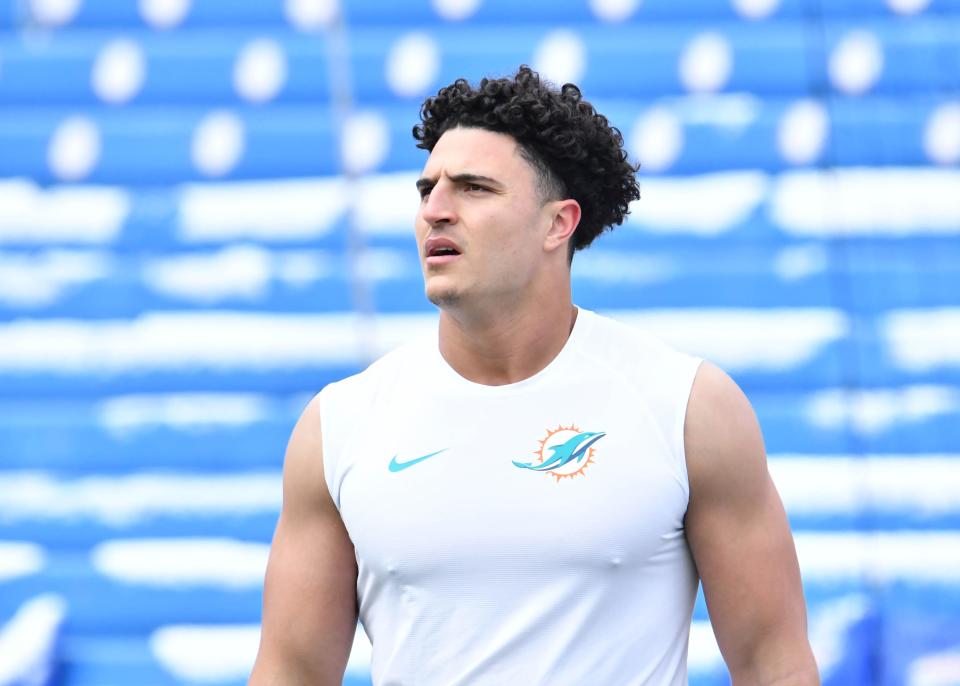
[513,424,606,483]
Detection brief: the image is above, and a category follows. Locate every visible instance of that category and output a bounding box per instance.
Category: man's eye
[466,184,486,192]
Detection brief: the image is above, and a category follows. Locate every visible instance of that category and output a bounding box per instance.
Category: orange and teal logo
[513,425,605,483]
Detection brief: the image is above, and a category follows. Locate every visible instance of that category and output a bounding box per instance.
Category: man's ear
[543,199,581,254]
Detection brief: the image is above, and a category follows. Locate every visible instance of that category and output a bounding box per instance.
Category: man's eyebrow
[415,172,504,191]
[447,172,503,188]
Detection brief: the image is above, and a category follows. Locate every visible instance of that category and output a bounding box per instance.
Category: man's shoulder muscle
[682,360,769,494]
[248,395,359,684]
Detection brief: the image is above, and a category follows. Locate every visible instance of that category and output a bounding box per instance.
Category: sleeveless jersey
[319,308,704,685]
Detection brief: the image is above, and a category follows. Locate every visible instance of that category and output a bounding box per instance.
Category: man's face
[414,126,554,310]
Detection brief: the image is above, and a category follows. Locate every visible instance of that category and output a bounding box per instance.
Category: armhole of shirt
[317,385,343,512]
[673,355,705,502]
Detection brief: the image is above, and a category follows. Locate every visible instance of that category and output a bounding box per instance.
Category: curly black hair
[412,65,640,254]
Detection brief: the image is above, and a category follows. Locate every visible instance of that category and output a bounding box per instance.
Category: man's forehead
[420,127,525,178]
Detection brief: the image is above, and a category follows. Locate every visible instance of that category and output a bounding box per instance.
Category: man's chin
[425,286,462,309]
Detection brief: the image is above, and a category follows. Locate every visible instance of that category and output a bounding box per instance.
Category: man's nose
[420,182,456,226]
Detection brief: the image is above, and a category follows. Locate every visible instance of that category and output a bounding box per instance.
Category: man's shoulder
[684,360,765,486]
[320,336,434,404]
[579,308,700,373]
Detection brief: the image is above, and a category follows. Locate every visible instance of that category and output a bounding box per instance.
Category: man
[249,66,819,685]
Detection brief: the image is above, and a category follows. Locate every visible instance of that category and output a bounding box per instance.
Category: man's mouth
[424,238,462,264]
[428,247,460,257]
[426,251,461,266]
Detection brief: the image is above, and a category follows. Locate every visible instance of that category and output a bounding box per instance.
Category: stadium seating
[0,0,958,684]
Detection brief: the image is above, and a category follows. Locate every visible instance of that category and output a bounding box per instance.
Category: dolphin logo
[513,431,606,472]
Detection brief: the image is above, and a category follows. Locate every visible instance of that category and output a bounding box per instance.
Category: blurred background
[0,0,959,684]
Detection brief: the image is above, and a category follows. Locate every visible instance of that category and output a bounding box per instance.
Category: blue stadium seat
[1,98,956,183]
[3,0,958,30]
[1,19,955,108]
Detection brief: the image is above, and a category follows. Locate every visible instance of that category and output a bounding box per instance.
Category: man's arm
[684,361,819,685]
[249,394,359,685]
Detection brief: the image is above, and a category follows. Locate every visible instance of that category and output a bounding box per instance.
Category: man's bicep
[250,395,359,685]
[686,475,809,678]
[684,362,818,684]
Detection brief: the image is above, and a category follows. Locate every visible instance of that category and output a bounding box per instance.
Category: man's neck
[437,296,578,387]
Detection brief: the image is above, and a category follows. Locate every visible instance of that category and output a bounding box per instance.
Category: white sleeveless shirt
[320,308,703,685]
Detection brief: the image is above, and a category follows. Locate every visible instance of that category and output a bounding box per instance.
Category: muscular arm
[249,394,359,685]
[684,362,819,686]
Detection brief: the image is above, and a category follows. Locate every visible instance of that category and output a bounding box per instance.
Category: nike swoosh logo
[388,449,448,473]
